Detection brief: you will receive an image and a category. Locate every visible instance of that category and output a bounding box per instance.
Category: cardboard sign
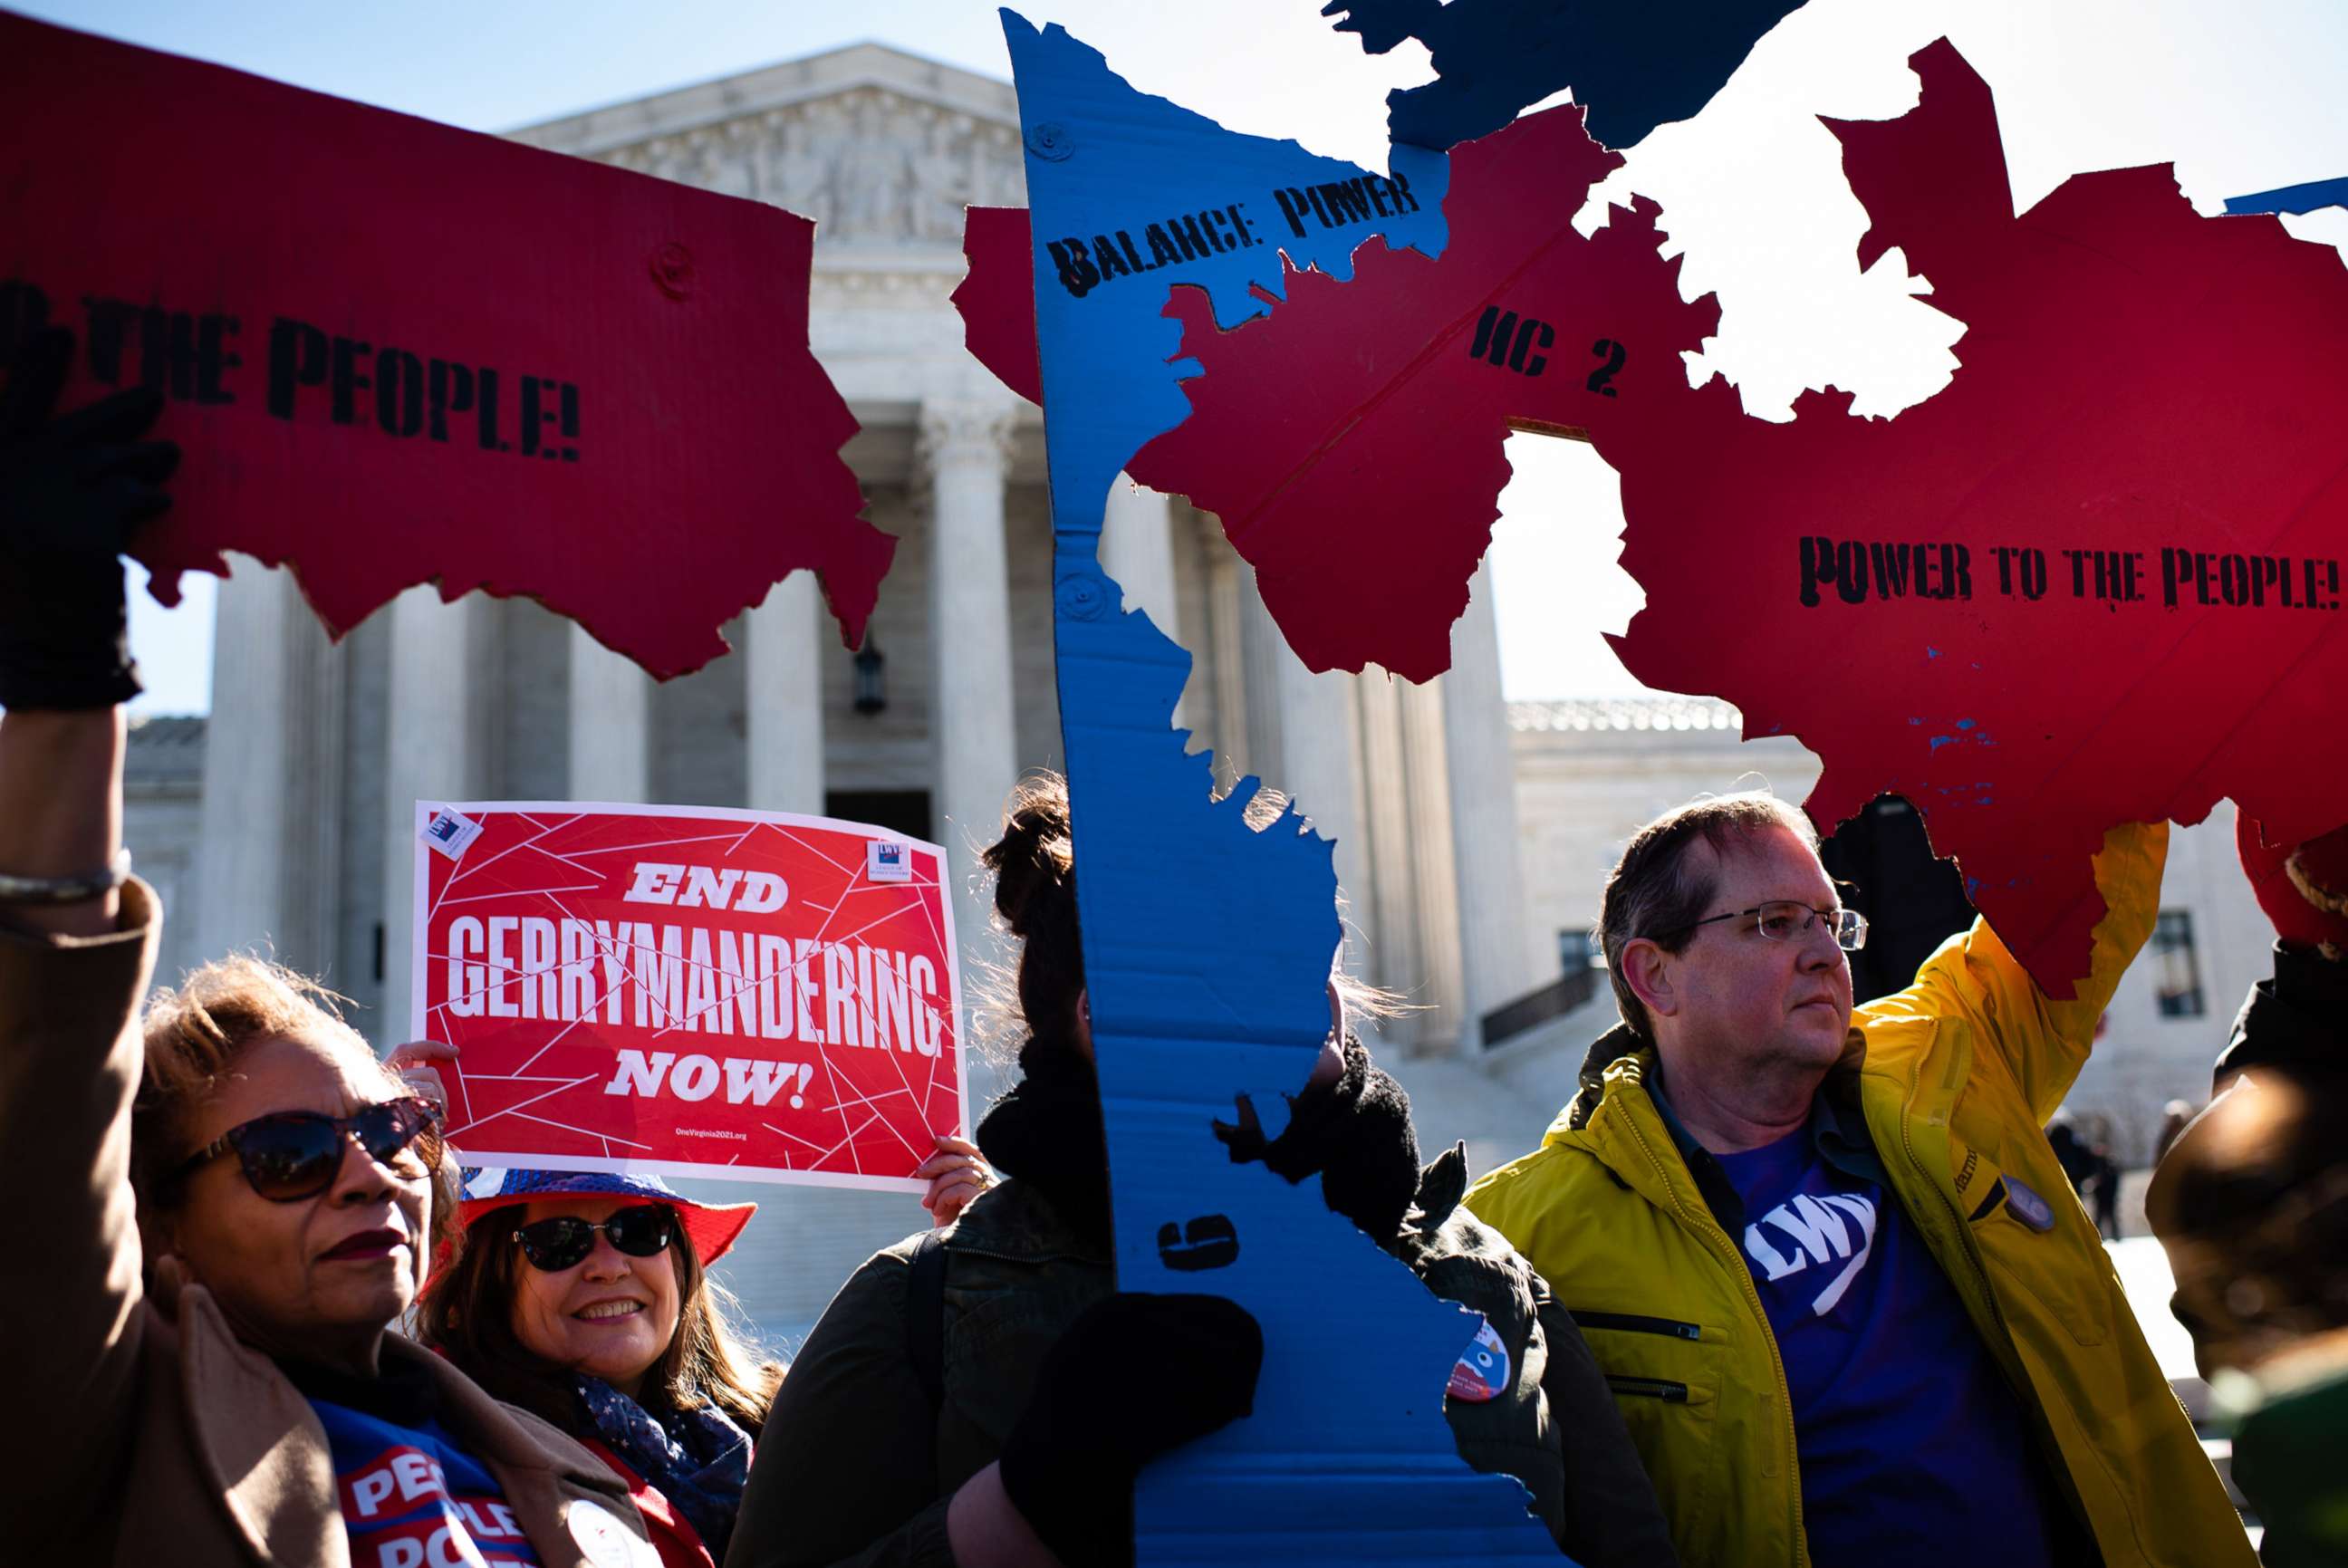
[960,97,1705,682]
[971,32,2348,996]
[2227,176,2348,216]
[1323,0,1806,151]
[0,14,891,680]
[989,14,1564,1559]
[410,803,962,1190]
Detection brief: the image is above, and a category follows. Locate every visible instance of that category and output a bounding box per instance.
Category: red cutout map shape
[962,42,2348,993]
[2,14,890,678]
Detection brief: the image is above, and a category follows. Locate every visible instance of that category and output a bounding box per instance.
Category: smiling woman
[411,1146,991,1568]
[416,1169,775,1568]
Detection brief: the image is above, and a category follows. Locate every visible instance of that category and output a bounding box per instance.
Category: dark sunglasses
[171,1096,443,1203]
[511,1207,677,1273]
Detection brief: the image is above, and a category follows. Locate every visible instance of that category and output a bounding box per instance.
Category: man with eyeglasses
[1467,792,2252,1568]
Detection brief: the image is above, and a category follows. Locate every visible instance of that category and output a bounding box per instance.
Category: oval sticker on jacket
[2004,1178,2056,1232]
[1447,1318,1511,1403]
[568,1498,652,1568]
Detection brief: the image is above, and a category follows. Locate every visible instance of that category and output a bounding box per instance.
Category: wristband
[0,847,131,904]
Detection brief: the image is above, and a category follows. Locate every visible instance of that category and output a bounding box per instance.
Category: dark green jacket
[727,1152,1674,1568]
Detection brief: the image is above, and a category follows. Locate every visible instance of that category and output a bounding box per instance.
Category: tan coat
[0,881,661,1568]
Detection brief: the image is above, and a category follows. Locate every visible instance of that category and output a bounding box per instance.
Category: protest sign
[410,803,962,1191]
[0,13,891,679]
[977,15,1562,1559]
[966,34,2348,997]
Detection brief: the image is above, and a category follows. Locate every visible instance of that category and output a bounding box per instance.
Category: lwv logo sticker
[1743,1192,1879,1315]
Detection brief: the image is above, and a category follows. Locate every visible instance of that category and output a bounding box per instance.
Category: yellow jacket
[1467,822,2253,1568]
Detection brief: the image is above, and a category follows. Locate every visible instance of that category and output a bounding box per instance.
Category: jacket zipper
[1615,1100,1808,1568]
[1606,1375,1689,1402]
[1572,1311,1703,1341]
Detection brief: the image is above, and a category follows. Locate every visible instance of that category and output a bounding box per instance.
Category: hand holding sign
[0,327,178,710]
[1,14,891,680]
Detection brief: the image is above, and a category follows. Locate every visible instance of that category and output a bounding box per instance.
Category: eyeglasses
[171,1096,443,1203]
[512,1207,678,1272]
[1650,899,1870,951]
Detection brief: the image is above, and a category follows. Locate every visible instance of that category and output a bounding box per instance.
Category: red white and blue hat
[457,1167,756,1265]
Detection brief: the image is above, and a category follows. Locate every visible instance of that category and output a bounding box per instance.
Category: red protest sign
[411,803,963,1190]
[0,14,891,679]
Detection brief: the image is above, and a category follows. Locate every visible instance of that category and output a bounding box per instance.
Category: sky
[24,0,2348,714]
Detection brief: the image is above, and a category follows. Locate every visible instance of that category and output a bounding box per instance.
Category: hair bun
[984,778,1074,938]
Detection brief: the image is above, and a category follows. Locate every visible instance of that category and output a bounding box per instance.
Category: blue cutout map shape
[999,11,1566,1561]
[1321,0,1807,150]
[2226,176,2348,216]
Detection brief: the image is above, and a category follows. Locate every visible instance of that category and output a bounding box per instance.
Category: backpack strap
[905,1227,948,1416]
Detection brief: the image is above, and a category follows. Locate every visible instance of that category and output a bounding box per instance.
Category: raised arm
[1868,820,2170,1124]
[0,325,178,1544]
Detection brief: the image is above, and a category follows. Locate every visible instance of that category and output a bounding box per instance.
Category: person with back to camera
[396,1049,993,1568]
[2147,816,2348,1564]
[1466,790,2254,1568]
[724,774,1676,1568]
[0,326,661,1565]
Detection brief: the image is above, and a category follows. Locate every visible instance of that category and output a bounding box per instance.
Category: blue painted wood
[2227,176,2348,216]
[1000,12,1567,1561]
[1324,0,1807,151]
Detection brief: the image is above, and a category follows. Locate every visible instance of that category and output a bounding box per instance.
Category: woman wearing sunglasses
[0,330,659,1566]
[403,1044,995,1568]
[412,1168,771,1568]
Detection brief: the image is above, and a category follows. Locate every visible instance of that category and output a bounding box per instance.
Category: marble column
[1400,677,1468,1052]
[380,586,478,1041]
[1245,569,1372,973]
[1101,476,1178,628]
[1101,476,1187,729]
[745,571,826,815]
[920,398,1020,960]
[567,624,650,803]
[1204,544,1249,788]
[1354,672,1419,1034]
[194,562,344,979]
[1441,563,1536,1045]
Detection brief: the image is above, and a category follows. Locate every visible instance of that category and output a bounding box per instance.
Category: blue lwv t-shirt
[1715,1126,2074,1568]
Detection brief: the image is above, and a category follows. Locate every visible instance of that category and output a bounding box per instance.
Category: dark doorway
[825,789,934,843]
[1819,794,1978,1004]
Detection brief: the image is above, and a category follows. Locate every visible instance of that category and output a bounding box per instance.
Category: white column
[1355,673,1419,1035]
[1205,544,1249,788]
[1441,563,1536,1045]
[1400,676,1468,1053]
[1100,475,1179,629]
[746,572,826,815]
[194,561,343,978]
[1246,569,1371,970]
[1103,478,1192,736]
[567,624,650,803]
[921,399,1020,961]
[380,587,478,1041]
[1102,476,1187,730]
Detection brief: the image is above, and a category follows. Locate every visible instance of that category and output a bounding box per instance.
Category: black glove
[1216,1036,1424,1243]
[0,328,178,709]
[997,1292,1264,1567]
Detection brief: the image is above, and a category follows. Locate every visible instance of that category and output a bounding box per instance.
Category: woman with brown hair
[403,1077,994,1568]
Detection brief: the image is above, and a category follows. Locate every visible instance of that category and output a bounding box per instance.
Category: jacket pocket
[1572,1311,1702,1341]
[1571,1309,1727,1547]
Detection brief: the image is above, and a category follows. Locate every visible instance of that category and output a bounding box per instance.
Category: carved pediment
[594,86,1025,246]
